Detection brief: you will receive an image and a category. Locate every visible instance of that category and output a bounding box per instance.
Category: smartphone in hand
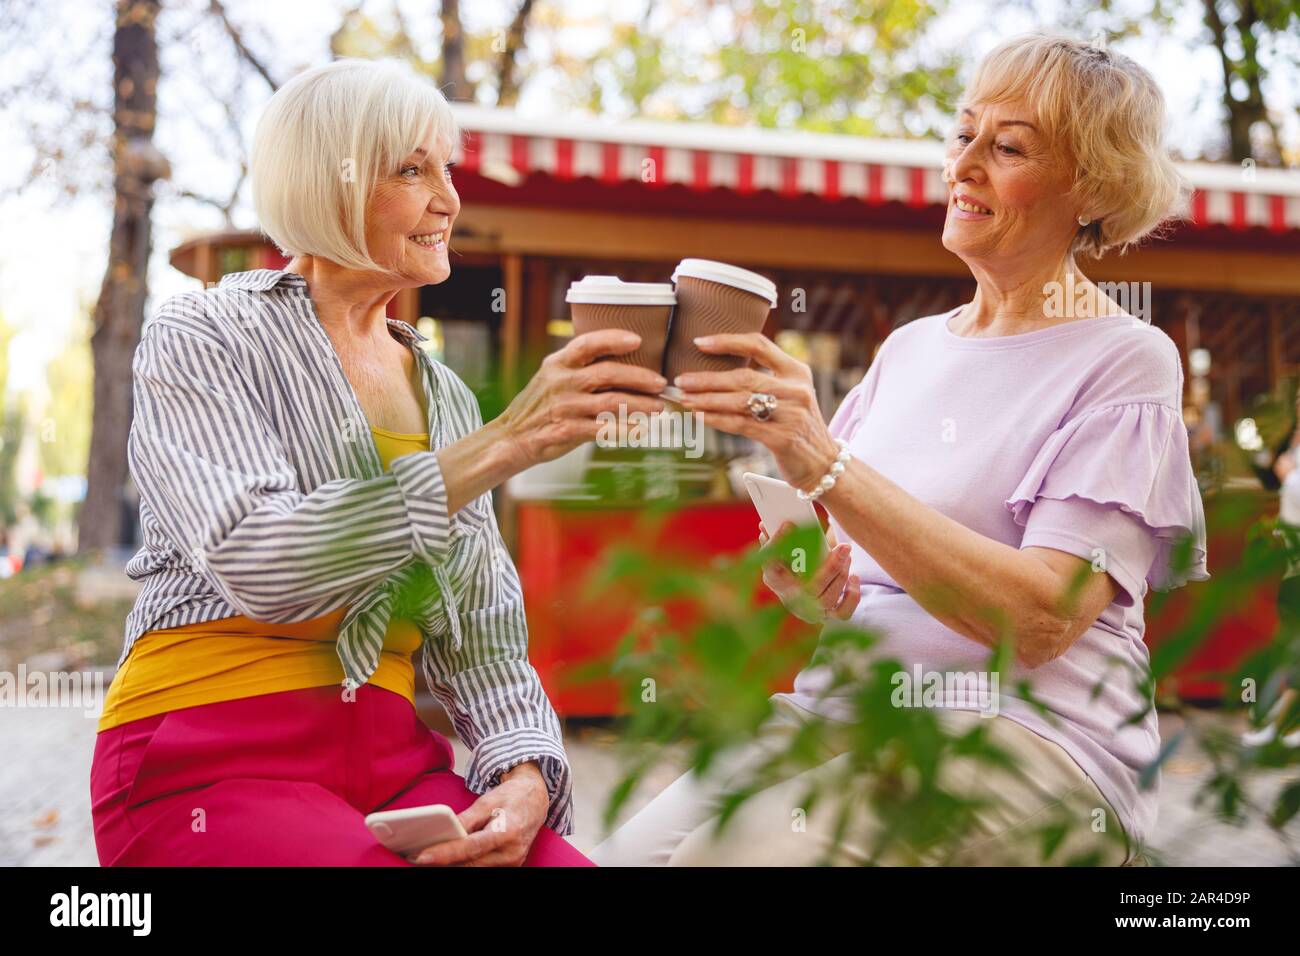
[743,472,829,572]
[365,804,468,858]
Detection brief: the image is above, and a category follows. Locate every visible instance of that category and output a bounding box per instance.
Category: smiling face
[940,101,1082,269]
[362,125,460,287]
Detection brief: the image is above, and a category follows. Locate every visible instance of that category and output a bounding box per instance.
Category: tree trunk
[1203,0,1282,164]
[78,0,167,555]
[440,0,470,101]
[495,0,535,108]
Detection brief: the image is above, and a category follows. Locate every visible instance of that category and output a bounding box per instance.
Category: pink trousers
[90,684,593,866]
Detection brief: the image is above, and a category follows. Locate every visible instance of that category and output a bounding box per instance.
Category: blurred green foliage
[577,496,1300,865]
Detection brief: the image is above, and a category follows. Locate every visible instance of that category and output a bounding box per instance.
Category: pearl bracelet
[796,439,851,502]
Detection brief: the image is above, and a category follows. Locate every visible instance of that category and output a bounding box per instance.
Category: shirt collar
[216,269,429,344]
[217,268,302,292]
[386,317,428,345]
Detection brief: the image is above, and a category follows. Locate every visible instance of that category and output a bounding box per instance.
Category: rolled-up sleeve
[419,506,573,834]
[129,315,456,622]
[416,369,573,834]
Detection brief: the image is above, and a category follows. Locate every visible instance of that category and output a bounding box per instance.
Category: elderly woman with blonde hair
[594,34,1208,866]
[90,58,668,867]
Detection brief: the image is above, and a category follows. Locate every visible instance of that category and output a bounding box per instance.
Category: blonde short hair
[251,58,458,272]
[960,33,1190,258]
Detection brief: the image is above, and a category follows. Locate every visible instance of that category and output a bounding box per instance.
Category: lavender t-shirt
[778,306,1209,848]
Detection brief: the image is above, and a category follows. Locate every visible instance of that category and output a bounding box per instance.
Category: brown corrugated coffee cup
[566,276,676,377]
[663,259,778,392]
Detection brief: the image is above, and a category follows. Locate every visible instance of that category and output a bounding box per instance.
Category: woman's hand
[675,333,841,492]
[438,329,667,515]
[759,521,860,623]
[499,329,668,469]
[410,762,549,867]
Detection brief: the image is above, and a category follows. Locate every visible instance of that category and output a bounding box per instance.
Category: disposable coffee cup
[663,259,778,396]
[566,276,676,379]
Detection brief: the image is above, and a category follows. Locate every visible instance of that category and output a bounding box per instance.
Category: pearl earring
[1077,214,1092,226]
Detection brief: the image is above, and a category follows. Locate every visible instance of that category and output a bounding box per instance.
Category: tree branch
[208,0,279,91]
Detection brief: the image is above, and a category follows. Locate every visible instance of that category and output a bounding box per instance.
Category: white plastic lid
[566,275,677,306]
[671,259,777,308]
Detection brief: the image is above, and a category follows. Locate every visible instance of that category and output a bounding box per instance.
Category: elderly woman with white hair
[90,59,667,866]
[594,34,1208,866]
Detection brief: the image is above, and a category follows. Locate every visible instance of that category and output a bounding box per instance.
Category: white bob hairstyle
[251,58,458,272]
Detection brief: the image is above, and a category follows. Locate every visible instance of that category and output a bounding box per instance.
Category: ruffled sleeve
[1006,402,1209,596]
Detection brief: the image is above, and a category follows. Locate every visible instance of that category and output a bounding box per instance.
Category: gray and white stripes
[121,268,572,834]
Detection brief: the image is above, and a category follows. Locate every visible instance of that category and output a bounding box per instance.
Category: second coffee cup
[663,259,778,384]
[566,276,676,378]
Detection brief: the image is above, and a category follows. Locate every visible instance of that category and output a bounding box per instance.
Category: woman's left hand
[675,333,842,491]
[411,762,548,867]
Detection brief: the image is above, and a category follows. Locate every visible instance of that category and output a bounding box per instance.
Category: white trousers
[591,696,1132,866]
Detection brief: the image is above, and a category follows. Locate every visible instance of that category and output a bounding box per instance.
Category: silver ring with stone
[747,392,778,422]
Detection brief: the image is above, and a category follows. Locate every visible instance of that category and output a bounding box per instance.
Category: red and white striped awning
[449,104,1300,233]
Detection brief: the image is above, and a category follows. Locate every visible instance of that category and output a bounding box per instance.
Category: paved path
[3,701,1296,866]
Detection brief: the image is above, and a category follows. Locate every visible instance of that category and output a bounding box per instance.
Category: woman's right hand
[759,521,860,624]
[437,330,668,517]
[499,329,668,467]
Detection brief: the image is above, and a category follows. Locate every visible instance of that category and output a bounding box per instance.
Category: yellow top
[98,427,432,732]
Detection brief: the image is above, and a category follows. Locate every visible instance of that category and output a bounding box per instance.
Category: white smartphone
[364,804,468,858]
[742,472,829,567]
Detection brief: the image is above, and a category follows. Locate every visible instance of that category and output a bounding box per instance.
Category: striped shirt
[121,268,572,834]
